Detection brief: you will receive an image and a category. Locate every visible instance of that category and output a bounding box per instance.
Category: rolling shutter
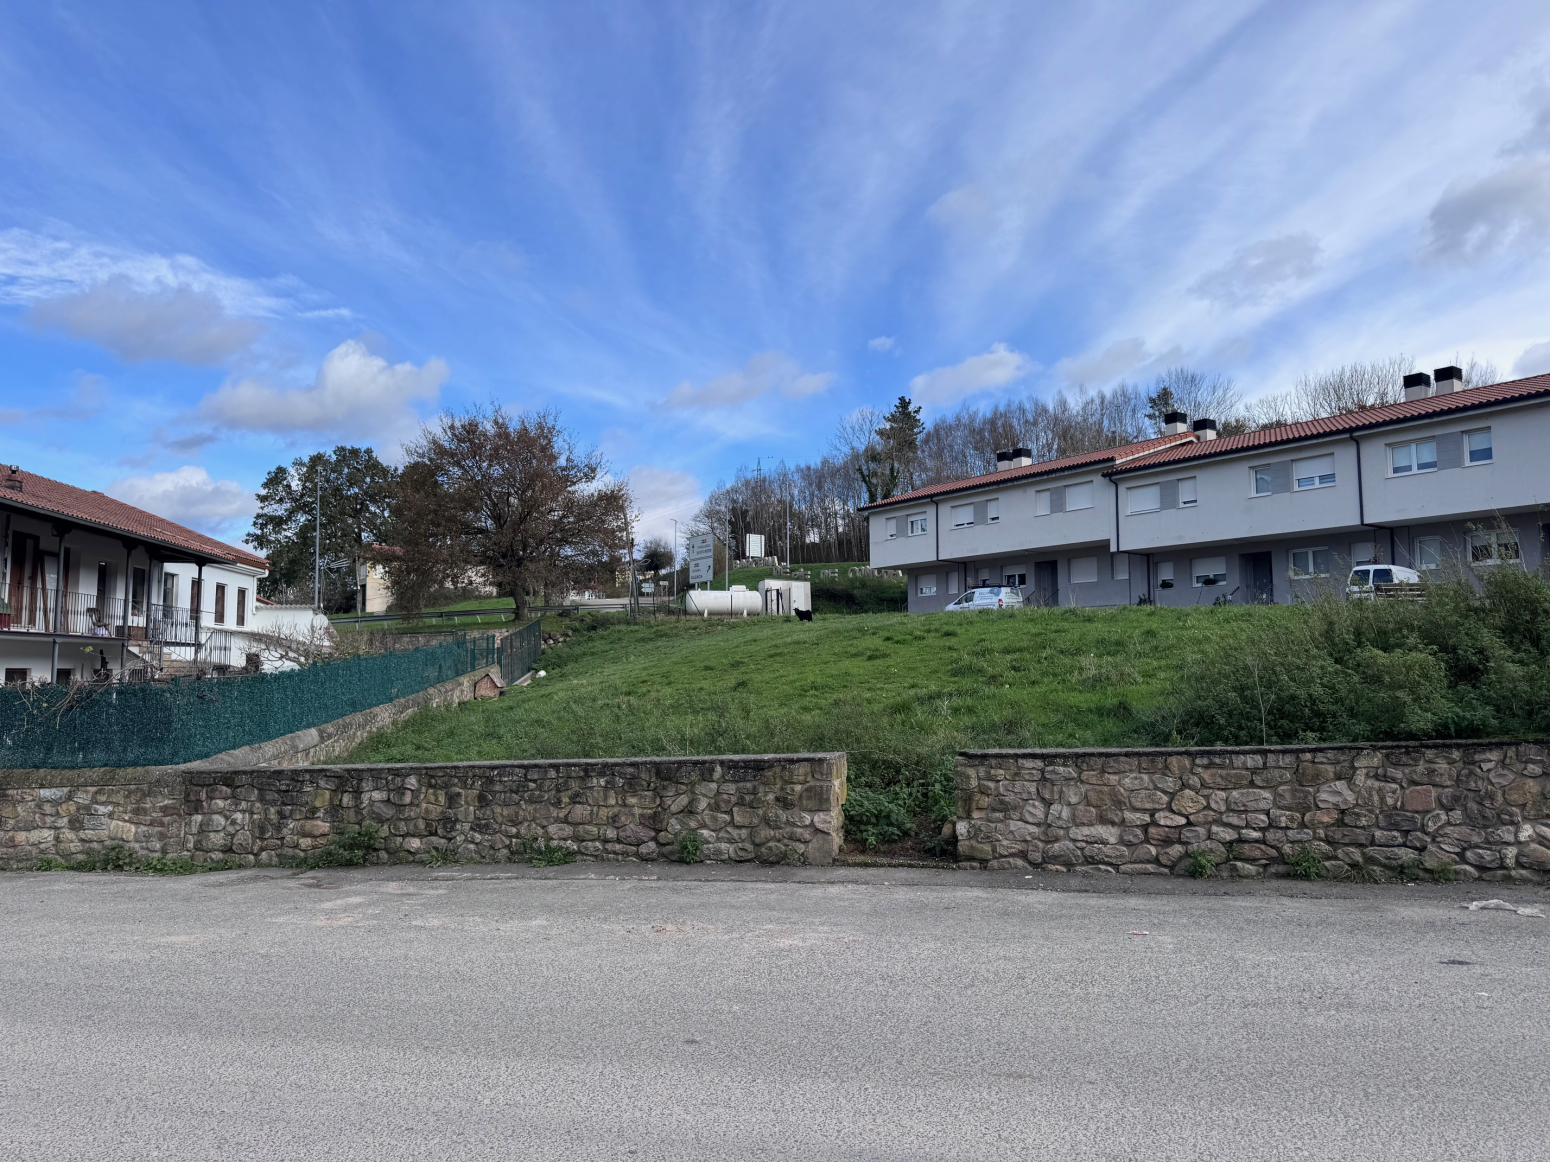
[1436,432,1463,471]
[1159,479,1178,510]
[1267,461,1292,494]
[1049,488,1065,514]
[973,500,987,525]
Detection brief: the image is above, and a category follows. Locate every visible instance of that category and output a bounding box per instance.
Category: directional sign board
[689,557,716,584]
[686,533,715,561]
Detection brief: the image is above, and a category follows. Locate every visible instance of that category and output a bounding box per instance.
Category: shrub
[675,831,704,864]
[1287,845,1324,881]
[1156,572,1550,745]
[1188,850,1216,879]
[843,784,916,851]
[297,824,382,869]
[527,839,577,867]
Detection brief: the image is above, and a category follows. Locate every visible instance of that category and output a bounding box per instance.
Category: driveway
[2,865,1546,1161]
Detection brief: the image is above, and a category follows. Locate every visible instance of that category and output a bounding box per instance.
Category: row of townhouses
[864,367,1550,612]
[0,465,317,684]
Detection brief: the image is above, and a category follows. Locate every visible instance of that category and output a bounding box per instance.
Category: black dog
[795,608,813,622]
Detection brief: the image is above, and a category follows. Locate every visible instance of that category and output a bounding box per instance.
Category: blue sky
[4,2,1550,547]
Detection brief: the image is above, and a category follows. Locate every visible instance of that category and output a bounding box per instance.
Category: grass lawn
[343,603,1290,771]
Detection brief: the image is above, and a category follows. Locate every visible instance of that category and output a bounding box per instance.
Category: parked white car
[1346,564,1422,599]
[944,586,1025,612]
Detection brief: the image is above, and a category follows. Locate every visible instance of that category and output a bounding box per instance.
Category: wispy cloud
[867,336,897,353]
[27,276,262,364]
[661,351,833,410]
[909,343,1030,407]
[1190,234,1322,307]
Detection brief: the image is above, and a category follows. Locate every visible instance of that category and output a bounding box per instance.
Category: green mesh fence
[0,625,538,770]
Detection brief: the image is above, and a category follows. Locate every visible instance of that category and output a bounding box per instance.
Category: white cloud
[906,342,1030,407]
[0,227,288,315]
[1053,338,1185,388]
[628,465,702,546]
[26,276,261,364]
[1513,340,1550,378]
[1189,234,1323,307]
[661,351,833,409]
[867,336,897,353]
[199,339,448,440]
[1425,157,1550,265]
[108,466,253,537]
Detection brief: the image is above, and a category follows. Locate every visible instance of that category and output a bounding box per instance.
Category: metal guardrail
[330,606,515,627]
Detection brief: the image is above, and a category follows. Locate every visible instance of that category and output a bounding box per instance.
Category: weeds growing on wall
[296,823,382,869]
[32,844,239,874]
[1154,568,1550,745]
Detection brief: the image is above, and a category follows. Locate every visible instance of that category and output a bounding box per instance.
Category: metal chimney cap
[1011,446,1032,458]
[1163,411,1187,426]
[1433,365,1464,382]
[1403,372,1433,389]
[1192,418,1217,431]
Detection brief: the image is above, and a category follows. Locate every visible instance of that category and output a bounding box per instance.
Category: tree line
[245,407,631,619]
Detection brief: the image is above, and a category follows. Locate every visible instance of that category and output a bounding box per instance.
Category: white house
[863,367,1550,612]
[0,464,271,683]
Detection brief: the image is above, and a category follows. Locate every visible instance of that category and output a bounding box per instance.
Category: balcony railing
[1,586,207,646]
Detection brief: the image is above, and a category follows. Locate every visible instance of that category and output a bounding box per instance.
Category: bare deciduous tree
[387,407,631,618]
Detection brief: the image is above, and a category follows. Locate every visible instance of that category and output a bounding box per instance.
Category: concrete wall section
[0,753,847,870]
[957,743,1549,882]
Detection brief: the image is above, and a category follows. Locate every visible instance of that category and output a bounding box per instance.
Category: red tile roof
[1107,373,1550,475]
[0,468,267,569]
[858,433,1197,510]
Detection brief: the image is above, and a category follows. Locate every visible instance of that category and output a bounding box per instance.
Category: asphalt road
[2,865,1546,1162]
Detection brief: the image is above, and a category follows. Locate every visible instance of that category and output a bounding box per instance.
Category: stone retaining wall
[0,754,846,870]
[956,744,1549,883]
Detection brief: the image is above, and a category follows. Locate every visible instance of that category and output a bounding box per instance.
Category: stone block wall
[0,753,846,870]
[957,744,1549,883]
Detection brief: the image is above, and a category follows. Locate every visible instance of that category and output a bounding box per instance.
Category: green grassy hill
[345,603,1284,767]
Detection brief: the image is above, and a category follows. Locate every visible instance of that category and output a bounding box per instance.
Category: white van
[1346,564,1422,599]
[944,586,1024,612]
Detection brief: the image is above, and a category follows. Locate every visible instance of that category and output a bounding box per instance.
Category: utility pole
[670,518,679,608]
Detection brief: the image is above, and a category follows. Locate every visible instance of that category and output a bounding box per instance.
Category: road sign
[690,557,715,584]
[686,533,715,561]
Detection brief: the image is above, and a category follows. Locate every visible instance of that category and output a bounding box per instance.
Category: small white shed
[757,579,812,616]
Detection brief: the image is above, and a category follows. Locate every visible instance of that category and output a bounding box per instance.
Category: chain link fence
[0,624,539,770]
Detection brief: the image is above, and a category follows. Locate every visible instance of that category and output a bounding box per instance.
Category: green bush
[1287,845,1324,881]
[297,824,382,869]
[1156,571,1550,744]
[675,831,704,863]
[843,784,916,851]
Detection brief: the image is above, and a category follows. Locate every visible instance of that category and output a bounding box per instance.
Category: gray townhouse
[863,367,1550,612]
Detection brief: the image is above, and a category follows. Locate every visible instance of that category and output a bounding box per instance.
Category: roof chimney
[1433,365,1464,394]
[2,466,20,492]
[1009,446,1033,468]
[1403,372,1433,402]
[1192,418,1218,441]
[1162,411,1189,436]
[994,449,1015,472]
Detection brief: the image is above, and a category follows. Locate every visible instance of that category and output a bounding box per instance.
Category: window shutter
[1436,432,1463,471]
[1049,488,1065,514]
[1268,461,1292,494]
[1159,479,1178,510]
[973,500,987,526]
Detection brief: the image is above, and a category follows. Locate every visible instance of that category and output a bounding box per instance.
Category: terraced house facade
[863,368,1550,612]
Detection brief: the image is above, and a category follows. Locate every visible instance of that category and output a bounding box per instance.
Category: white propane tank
[684,588,764,616]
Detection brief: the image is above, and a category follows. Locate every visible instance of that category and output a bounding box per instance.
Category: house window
[214,583,227,625]
[986,499,1000,523]
[1293,454,1336,490]
[885,517,898,539]
[1003,572,1026,588]
[1112,553,1129,580]
[1466,428,1493,464]
[1414,537,1441,571]
[950,503,974,528]
[189,578,201,620]
[1351,541,1378,565]
[1128,484,1161,514]
[1252,468,1273,496]
[1389,438,1437,475]
[237,588,247,627]
[1289,547,1332,578]
[1069,556,1098,583]
[1156,561,1175,590]
[907,514,928,536]
[1178,477,1197,507]
[131,567,146,616]
[97,561,110,599]
[947,573,959,595]
[1034,489,1051,516]
[1065,482,1093,510]
[5,668,28,685]
[917,574,937,596]
[1468,531,1520,565]
[1192,556,1227,587]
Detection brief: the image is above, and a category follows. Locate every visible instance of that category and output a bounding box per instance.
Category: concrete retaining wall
[956,743,1550,882]
[0,753,846,870]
